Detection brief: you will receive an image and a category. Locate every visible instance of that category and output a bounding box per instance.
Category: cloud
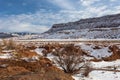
[85,5,108,16]
[48,0,76,10]
[78,0,120,17]
[80,0,100,6]
[115,6,120,10]
[0,0,120,33]
[0,5,120,33]
[0,14,49,33]
[0,9,83,33]
[110,0,117,2]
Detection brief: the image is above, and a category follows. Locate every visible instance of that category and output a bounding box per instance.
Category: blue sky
[0,0,120,33]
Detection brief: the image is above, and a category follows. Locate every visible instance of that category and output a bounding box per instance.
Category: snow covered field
[43,43,120,80]
[74,43,120,80]
[0,40,120,80]
[73,60,120,80]
[73,70,120,80]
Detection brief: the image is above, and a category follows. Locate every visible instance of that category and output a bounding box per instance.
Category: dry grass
[2,39,17,50]
[102,45,120,61]
[0,58,74,80]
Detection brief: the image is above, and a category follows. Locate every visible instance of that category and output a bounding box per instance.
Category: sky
[0,0,120,33]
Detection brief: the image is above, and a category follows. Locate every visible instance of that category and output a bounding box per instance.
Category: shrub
[0,43,2,52]
[2,39,16,50]
[54,44,89,75]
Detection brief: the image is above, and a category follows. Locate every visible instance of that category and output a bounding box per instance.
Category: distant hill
[41,13,120,39]
[0,32,38,39]
[0,33,13,38]
[46,14,120,33]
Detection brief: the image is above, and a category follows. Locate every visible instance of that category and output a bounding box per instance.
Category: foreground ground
[0,39,120,80]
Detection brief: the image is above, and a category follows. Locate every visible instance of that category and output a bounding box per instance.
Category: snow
[39,27,120,39]
[0,64,8,68]
[46,53,55,61]
[76,43,112,59]
[73,59,120,80]
[86,71,120,80]
[41,14,120,39]
[35,48,44,56]
[21,56,39,62]
[73,43,120,80]
[32,42,120,80]
[1,38,119,80]
[91,60,120,69]
[16,38,120,42]
[0,53,13,59]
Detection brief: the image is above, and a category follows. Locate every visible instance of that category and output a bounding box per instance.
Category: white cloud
[0,0,120,33]
[80,0,100,6]
[110,0,117,2]
[0,15,49,33]
[115,6,120,10]
[0,5,120,33]
[85,5,108,16]
[48,0,76,10]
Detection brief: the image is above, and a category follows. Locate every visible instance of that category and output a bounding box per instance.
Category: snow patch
[0,53,13,59]
[35,48,44,56]
[77,43,112,59]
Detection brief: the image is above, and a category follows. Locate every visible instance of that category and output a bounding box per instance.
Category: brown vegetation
[0,58,73,80]
[1,40,119,79]
[2,39,17,50]
[102,45,120,61]
[53,44,90,75]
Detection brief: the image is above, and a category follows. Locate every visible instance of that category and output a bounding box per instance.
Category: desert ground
[0,39,120,80]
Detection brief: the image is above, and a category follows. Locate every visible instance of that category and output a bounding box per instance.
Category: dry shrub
[0,43,2,52]
[54,44,90,75]
[2,39,17,50]
[15,51,38,59]
[41,43,64,56]
[13,44,39,59]
[82,62,92,77]
[42,49,48,56]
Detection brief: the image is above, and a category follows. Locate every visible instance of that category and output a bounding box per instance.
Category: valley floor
[0,40,120,80]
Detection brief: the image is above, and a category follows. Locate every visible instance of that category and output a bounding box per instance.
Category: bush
[2,39,16,50]
[0,43,2,52]
[54,44,89,75]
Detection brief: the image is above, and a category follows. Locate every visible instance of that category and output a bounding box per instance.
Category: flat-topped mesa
[45,13,120,33]
[46,22,75,33]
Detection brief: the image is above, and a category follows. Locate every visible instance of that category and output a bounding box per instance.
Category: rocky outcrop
[46,13,120,33]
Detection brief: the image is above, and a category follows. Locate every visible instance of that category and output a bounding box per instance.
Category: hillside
[46,14,120,33]
[41,13,120,39]
[0,33,13,38]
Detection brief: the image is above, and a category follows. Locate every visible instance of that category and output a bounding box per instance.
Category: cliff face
[46,14,120,33]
